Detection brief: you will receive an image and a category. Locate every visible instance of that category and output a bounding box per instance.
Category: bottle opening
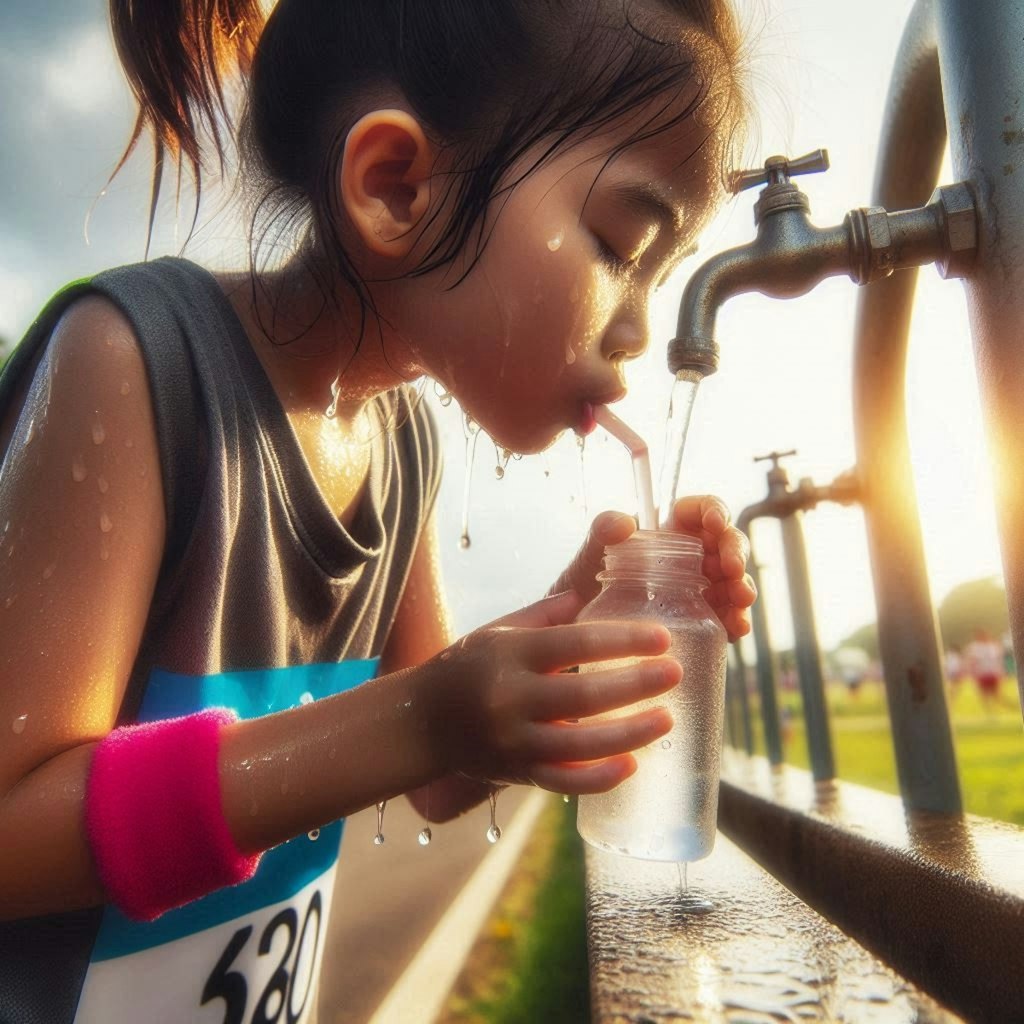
[598,529,707,586]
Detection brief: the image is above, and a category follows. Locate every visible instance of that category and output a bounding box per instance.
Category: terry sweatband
[85,708,262,922]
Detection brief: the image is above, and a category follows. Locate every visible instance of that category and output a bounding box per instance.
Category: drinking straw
[593,406,657,531]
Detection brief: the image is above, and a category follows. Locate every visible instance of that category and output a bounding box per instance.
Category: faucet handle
[754,449,797,468]
[729,149,830,194]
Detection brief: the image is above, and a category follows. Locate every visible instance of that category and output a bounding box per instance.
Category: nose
[600,317,648,363]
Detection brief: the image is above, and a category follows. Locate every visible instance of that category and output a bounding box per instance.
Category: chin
[479,417,564,457]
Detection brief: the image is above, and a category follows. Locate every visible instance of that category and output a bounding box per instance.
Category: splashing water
[373,800,387,845]
[486,790,502,843]
[656,369,703,527]
[494,445,512,480]
[461,415,481,550]
[325,374,342,419]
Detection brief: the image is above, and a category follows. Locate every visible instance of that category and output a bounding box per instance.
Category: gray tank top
[0,255,442,1024]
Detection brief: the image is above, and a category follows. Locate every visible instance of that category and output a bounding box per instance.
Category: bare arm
[377,511,495,822]
[0,301,679,921]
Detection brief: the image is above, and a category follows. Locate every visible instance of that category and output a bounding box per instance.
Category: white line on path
[366,788,551,1024]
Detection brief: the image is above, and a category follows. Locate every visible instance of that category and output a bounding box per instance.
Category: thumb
[560,511,637,602]
[490,589,587,629]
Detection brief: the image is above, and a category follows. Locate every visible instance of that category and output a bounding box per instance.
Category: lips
[579,390,626,435]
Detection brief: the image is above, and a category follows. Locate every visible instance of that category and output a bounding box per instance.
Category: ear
[340,109,437,261]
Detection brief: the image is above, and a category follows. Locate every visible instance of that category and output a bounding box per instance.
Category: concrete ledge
[585,830,959,1023]
[718,754,1024,1024]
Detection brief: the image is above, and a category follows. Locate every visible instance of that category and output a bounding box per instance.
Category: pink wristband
[85,708,262,921]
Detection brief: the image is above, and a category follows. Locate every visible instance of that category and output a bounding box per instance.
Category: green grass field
[745,676,1024,824]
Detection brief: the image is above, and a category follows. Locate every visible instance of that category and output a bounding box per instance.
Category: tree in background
[837,576,1008,658]
[937,577,1009,651]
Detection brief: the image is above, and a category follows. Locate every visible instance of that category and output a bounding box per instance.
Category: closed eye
[594,237,640,276]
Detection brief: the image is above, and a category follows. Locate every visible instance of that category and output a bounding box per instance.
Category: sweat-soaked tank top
[0,256,442,1024]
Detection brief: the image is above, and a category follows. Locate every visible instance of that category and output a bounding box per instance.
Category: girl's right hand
[420,590,680,795]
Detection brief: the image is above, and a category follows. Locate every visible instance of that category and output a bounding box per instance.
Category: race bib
[73,660,378,1024]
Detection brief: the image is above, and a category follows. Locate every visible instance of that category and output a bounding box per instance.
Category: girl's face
[379,108,723,454]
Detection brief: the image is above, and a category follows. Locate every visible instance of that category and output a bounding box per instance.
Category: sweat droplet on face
[547,231,564,252]
[97,476,109,494]
[120,382,130,395]
[417,827,432,846]
[99,512,113,533]
[12,714,27,734]
[92,419,106,445]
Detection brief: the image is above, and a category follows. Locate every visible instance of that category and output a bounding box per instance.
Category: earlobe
[341,109,436,260]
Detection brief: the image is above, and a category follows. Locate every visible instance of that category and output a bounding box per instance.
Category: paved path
[317,786,532,1024]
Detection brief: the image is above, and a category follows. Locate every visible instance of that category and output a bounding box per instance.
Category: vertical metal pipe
[731,629,755,754]
[853,0,962,811]
[936,0,1024,717]
[724,651,742,749]
[780,511,835,781]
[747,551,784,765]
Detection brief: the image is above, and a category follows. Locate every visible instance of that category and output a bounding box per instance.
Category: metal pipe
[730,631,755,755]
[737,505,784,766]
[853,0,962,812]
[936,0,1024,717]
[780,509,835,783]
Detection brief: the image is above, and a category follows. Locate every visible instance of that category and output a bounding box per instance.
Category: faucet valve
[730,150,831,194]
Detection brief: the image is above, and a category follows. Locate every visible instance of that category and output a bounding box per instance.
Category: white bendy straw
[593,405,657,531]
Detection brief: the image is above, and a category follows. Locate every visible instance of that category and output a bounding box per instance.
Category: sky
[0,1,1005,653]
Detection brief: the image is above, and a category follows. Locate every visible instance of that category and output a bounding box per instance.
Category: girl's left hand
[548,496,756,642]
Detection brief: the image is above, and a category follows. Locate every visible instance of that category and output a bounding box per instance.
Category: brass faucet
[668,149,978,376]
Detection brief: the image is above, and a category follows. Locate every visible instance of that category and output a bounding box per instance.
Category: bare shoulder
[0,292,166,790]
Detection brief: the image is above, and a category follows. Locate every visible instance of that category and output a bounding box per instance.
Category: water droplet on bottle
[42,563,55,580]
[72,457,87,482]
[97,476,109,494]
[99,512,113,533]
[307,829,320,841]
[299,691,314,705]
[418,828,432,846]
[459,533,471,550]
[547,232,563,252]
[661,739,672,750]
[12,714,27,734]
[92,419,106,445]
[120,382,130,395]
[487,825,502,843]
[647,590,656,601]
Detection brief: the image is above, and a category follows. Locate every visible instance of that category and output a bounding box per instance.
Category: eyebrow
[605,181,684,234]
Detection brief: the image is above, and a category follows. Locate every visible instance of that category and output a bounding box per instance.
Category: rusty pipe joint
[667,151,978,378]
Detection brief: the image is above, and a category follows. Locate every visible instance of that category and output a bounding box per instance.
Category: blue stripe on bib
[90,659,378,962]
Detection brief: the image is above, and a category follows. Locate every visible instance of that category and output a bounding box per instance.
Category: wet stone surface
[585,835,962,1023]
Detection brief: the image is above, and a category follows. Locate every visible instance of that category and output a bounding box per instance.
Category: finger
[490,589,587,630]
[527,754,638,795]
[528,656,682,721]
[673,495,730,536]
[525,707,673,762]
[706,575,757,610]
[718,605,751,641]
[551,510,637,602]
[522,620,671,673]
[716,526,750,580]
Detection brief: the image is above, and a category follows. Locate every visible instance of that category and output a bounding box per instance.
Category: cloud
[41,23,126,117]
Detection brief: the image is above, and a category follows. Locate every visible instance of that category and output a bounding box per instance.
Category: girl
[0,1,755,1021]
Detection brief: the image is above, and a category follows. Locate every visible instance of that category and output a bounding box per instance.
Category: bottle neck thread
[598,530,708,588]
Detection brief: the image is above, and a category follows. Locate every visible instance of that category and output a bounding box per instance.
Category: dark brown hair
[109,0,751,347]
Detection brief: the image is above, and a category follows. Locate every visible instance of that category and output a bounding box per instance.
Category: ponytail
[107,0,265,255]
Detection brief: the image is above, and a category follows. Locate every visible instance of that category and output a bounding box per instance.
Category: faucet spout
[666,149,977,378]
[668,213,850,376]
